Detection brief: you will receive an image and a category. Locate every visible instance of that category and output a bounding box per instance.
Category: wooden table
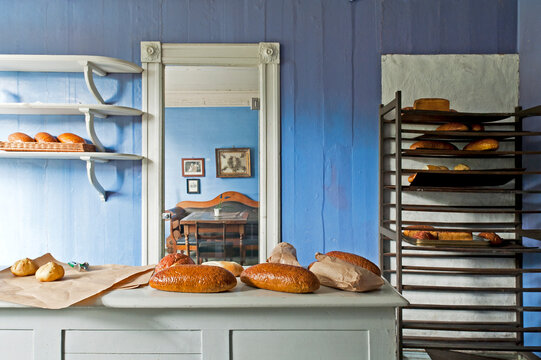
[180,211,250,264]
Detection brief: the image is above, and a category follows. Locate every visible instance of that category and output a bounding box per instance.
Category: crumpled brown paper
[0,253,155,309]
[309,253,384,292]
[266,242,301,266]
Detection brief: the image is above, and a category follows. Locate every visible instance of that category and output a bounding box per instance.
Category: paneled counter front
[0,281,407,360]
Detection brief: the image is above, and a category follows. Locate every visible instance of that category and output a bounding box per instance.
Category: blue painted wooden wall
[164,107,259,209]
[0,0,520,268]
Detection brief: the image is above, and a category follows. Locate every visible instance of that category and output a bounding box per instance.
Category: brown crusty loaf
[436,122,469,131]
[35,261,65,282]
[325,251,381,276]
[413,98,450,111]
[34,132,58,143]
[403,225,438,240]
[478,232,503,245]
[202,261,244,277]
[240,263,320,293]
[57,133,86,144]
[150,265,237,293]
[154,253,194,274]
[463,138,499,151]
[10,258,39,276]
[471,124,485,131]
[8,132,35,143]
[437,231,473,241]
[410,141,457,151]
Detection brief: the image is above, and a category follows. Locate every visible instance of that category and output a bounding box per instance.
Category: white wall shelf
[0,54,144,202]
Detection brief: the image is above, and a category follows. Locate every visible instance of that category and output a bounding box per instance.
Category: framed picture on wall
[215,148,251,178]
[186,179,200,194]
[182,158,205,177]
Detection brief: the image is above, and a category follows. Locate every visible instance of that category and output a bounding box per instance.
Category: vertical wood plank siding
[0,0,519,268]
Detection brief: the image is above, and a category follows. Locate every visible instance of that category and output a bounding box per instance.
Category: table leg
[240,225,245,265]
[184,227,190,257]
[195,223,200,264]
[222,224,226,260]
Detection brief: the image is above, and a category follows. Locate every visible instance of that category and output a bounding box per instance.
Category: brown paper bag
[266,242,301,267]
[309,253,384,292]
[0,253,154,309]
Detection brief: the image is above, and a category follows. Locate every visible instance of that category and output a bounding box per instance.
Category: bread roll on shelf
[8,132,35,143]
[463,138,499,151]
[154,253,194,274]
[150,265,237,293]
[436,122,469,131]
[202,261,243,277]
[436,231,473,241]
[34,132,58,143]
[413,98,450,111]
[240,263,320,293]
[403,225,438,240]
[410,140,457,151]
[57,133,86,144]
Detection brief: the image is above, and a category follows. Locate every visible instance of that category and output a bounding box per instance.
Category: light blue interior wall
[0,0,523,271]
[164,107,259,209]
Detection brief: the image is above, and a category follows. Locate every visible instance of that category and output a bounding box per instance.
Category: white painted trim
[141,42,281,265]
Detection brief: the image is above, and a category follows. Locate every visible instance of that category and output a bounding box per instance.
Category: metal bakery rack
[379,91,541,358]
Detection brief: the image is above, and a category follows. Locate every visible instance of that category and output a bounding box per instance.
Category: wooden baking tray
[403,234,490,247]
[408,169,522,187]
[0,141,95,152]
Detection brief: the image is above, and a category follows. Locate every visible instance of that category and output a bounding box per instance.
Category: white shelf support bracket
[84,61,107,105]
[81,157,108,202]
[82,109,106,152]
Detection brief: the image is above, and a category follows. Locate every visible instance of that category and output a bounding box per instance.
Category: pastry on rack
[403,225,438,240]
[463,138,499,151]
[410,140,457,151]
[478,232,503,245]
[454,164,471,170]
[436,122,469,131]
[413,98,450,112]
[437,231,473,241]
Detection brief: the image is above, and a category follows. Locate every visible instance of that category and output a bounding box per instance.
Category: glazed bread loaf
[8,132,35,143]
[202,261,243,277]
[10,258,38,276]
[425,165,449,171]
[325,251,381,276]
[413,98,450,112]
[35,261,65,282]
[436,122,469,131]
[150,265,237,293]
[34,132,58,143]
[478,232,503,245]
[154,253,194,274]
[57,133,86,144]
[410,141,457,151]
[463,138,499,151]
[471,124,485,131]
[240,263,320,293]
[454,164,471,171]
[437,231,473,241]
[403,225,438,240]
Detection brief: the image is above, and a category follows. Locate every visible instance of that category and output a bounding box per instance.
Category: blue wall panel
[0,0,521,270]
[164,107,259,209]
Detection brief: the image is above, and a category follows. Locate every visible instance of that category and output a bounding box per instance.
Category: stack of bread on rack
[149,242,384,294]
[0,131,93,152]
[403,225,503,245]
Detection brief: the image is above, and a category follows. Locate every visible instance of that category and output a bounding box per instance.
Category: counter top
[0,279,407,309]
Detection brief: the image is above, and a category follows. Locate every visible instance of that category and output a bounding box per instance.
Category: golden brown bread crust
[8,132,35,142]
[478,232,503,245]
[454,164,471,171]
[10,258,39,276]
[202,261,244,277]
[463,138,499,151]
[413,98,450,111]
[57,133,86,144]
[150,265,237,293]
[240,263,320,293]
[35,261,65,282]
[34,132,58,143]
[471,124,485,131]
[403,225,438,240]
[410,141,457,151]
[437,231,473,241]
[154,253,194,274]
[325,251,381,276]
[436,122,469,131]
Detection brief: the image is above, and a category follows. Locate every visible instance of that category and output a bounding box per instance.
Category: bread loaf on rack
[478,232,503,245]
[8,132,35,143]
[57,133,86,144]
[413,98,450,112]
[403,225,438,240]
[410,141,457,151]
[437,231,473,241]
[34,132,58,143]
[436,123,469,131]
[463,138,499,151]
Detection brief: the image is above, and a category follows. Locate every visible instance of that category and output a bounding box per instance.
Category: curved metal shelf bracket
[81,108,106,152]
[84,61,107,104]
[81,156,109,202]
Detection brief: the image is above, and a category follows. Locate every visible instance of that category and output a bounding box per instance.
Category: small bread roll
[35,261,65,282]
[10,258,39,276]
[424,165,449,171]
[478,232,503,245]
[202,261,244,277]
[471,124,485,131]
[436,123,469,131]
[34,132,58,143]
[154,253,194,274]
[437,231,473,241]
[454,164,471,171]
[413,98,450,111]
[57,133,86,144]
[410,141,457,151]
[8,132,35,143]
[403,225,438,240]
[463,138,499,151]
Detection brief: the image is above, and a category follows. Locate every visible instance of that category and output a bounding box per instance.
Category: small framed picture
[182,158,205,177]
[186,179,200,194]
[215,148,251,178]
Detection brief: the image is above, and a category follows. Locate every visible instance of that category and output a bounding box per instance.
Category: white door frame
[140,42,281,265]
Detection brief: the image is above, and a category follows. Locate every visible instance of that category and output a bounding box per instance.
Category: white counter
[0,281,407,360]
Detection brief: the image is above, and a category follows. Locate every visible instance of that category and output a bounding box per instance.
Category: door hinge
[251,97,260,110]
